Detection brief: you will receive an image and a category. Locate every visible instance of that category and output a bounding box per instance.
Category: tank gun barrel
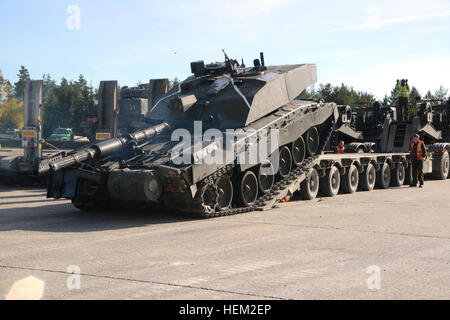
[37,122,171,176]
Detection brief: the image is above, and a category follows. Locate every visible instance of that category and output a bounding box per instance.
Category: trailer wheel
[320,166,340,197]
[277,146,292,179]
[341,164,359,194]
[359,163,376,191]
[376,162,391,189]
[300,168,319,200]
[237,171,259,207]
[391,163,406,187]
[432,150,449,180]
[404,164,413,185]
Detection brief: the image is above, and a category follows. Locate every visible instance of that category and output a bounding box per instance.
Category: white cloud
[325,57,450,99]
[343,0,450,30]
[348,10,450,30]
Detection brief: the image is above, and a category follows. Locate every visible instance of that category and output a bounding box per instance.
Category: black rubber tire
[341,164,359,194]
[391,162,406,187]
[305,127,320,156]
[404,164,413,185]
[237,171,259,207]
[359,163,376,191]
[291,137,306,166]
[300,168,319,200]
[319,166,340,197]
[216,175,233,210]
[277,146,292,179]
[376,162,391,189]
[432,150,449,180]
[257,161,275,195]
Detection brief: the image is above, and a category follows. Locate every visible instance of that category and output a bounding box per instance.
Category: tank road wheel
[200,183,219,213]
[320,166,341,197]
[376,162,391,189]
[216,175,233,210]
[432,150,449,180]
[341,164,359,194]
[300,168,319,200]
[360,163,376,191]
[391,163,406,187]
[291,137,306,166]
[277,146,292,179]
[258,161,275,195]
[238,171,259,207]
[357,147,365,154]
[305,127,320,156]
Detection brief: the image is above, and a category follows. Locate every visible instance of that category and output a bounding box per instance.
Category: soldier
[410,134,426,188]
[336,141,345,153]
[395,79,410,121]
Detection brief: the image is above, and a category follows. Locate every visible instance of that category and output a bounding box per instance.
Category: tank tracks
[192,122,335,218]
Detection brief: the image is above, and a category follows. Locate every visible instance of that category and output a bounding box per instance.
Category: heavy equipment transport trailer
[257,151,431,211]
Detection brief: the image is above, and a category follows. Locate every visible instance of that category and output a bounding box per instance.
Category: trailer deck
[257,151,414,211]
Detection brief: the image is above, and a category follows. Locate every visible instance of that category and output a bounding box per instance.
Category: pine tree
[408,86,421,117]
[434,85,448,100]
[14,66,31,101]
[424,90,435,100]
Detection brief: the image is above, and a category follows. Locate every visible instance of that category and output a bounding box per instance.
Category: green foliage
[169,77,180,90]
[42,74,95,137]
[0,70,23,130]
[0,98,23,130]
[434,85,448,100]
[299,83,375,108]
[408,86,421,116]
[13,65,30,101]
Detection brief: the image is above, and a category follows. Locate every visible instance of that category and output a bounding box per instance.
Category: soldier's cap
[414,134,420,138]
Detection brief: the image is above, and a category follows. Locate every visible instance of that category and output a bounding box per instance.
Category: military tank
[38,51,342,217]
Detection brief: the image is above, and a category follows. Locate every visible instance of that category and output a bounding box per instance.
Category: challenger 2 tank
[38,51,342,217]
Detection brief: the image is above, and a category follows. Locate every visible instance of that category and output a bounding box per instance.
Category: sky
[0,0,449,99]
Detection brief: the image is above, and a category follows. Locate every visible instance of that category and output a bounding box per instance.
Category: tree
[169,77,180,90]
[0,98,23,130]
[382,88,397,106]
[0,70,23,130]
[434,85,448,100]
[42,75,96,137]
[298,83,375,108]
[0,70,13,103]
[408,86,421,117]
[424,90,435,100]
[14,66,31,101]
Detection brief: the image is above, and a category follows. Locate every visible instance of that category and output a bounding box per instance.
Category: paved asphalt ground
[0,180,449,300]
